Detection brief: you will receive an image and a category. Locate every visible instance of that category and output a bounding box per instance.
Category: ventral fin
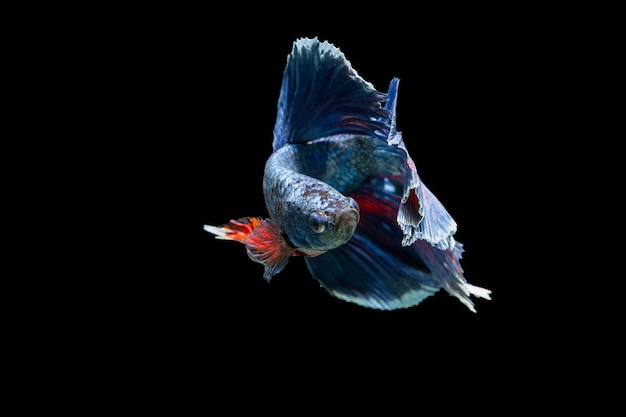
[304,222,441,311]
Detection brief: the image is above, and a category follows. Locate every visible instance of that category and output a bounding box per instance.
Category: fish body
[204,37,491,312]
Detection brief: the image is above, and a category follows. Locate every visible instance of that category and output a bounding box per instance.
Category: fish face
[309,198,359,240]
[285,194,360,254]
[330,198,360,243]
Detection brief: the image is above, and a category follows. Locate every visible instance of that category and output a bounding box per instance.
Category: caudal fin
[441,279,492,313]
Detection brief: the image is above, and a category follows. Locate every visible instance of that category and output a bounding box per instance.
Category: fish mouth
[333,207,359,243]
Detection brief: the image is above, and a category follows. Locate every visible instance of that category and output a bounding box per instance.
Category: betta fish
[204,37,491,312]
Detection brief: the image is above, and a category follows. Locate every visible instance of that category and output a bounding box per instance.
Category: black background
[64,10,583,407]
[14,2,619,411]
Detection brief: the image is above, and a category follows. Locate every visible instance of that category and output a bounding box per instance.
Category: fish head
[281,190,360,255]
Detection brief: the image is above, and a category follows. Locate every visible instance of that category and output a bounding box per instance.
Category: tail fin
[442,279,492,313]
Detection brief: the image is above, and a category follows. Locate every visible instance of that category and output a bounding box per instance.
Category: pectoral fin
[204,217,294,282]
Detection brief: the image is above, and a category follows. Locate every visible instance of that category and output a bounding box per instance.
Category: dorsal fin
[272,37,391,150]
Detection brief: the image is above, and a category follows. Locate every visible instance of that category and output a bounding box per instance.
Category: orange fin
[203,217,262,243]
[244,219,294,281]
[204,217,294,281]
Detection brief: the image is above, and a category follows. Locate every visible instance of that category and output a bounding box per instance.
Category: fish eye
[348,197,359,212]
[309,210,328,233]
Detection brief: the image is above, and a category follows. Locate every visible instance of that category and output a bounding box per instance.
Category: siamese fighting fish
[204,37,491,312]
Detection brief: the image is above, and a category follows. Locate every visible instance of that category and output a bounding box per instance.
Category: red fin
[244,219,294,281]
[203,217,262,243]
[204,217,294,281]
